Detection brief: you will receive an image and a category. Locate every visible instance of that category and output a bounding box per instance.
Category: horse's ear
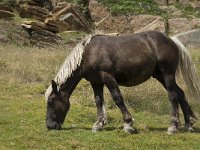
[51,80,58,93]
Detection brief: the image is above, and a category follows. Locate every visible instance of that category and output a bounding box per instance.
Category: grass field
[0,43,200,150]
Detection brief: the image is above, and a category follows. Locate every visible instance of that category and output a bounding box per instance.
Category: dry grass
[0,44,70,85]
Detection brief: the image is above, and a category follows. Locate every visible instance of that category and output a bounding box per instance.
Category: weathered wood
[45,20,71,32]
[50,2,68,14]
[70,5,91,31]
[27,0,44,7]
[0,10,15,19]
[22,20,59,33]
[18,6,48,20]
[21,23,45,33]
[59,12,85,30]
[0,4,14,12]
[31,32,61,43]
[45,4,91,32]
[25,5,49,15]
[49,4,72,20]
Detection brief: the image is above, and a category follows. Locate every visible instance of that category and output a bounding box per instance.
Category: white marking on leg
[123,119,136,134]
[167,126,177,135]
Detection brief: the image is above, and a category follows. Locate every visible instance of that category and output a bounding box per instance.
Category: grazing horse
[45,31,200,134]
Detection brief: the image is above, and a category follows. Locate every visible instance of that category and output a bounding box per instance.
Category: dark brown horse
[45,31,200,134]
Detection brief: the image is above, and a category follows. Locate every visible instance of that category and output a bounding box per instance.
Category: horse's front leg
[91,83,107,132]
[101,72,136,134]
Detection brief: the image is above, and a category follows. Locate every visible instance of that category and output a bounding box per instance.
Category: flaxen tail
[171,36,200,97]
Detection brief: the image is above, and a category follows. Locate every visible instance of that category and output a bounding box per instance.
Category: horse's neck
[59,68,82,98]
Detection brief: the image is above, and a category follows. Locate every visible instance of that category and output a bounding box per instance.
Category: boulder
[96,14,165,34]
[131,15,165,33]
[168,18,200,34]
[175,29,200,49]
[191,0,200,8]
[179,0,190,5]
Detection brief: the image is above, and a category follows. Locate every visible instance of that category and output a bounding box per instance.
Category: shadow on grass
[149,127,200,133]
[62,126,200,133]
[62,127,92,131]
[62,127,119,131]
[149,127,167,132]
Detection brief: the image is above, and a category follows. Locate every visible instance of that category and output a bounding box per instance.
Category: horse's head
[46,80,70,130]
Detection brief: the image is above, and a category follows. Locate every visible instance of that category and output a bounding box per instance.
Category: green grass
[0,44,200,149]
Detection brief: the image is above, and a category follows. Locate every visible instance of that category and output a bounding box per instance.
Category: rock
[179,0,190,5]
[96,14,165,34]
[135,17,165,33]
[168,18,200,34]
[154,0,168,5]
[191,0,200,8]
[154,0,176,5]
[175,29,200,49]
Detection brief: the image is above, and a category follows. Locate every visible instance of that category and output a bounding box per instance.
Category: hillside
[1,0,200,46]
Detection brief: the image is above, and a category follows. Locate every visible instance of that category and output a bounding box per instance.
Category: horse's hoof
[186,126,195,133]
[92,121,103,133]
[124,127,137,134]
[167,126,177,135]
[123,123,137,134]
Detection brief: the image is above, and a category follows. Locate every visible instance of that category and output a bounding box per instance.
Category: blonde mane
[45,34,93,99]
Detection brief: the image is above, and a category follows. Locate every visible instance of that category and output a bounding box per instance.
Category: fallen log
[45,20,71,32]
[0,10,15,19]
[22,20,59,33]
[18,5,48,20]
[0,4,14,12]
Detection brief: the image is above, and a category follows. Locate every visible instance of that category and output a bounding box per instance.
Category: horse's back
[82,31,179,86]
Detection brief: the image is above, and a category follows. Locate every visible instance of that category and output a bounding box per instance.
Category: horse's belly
[115,63,155,86]
[117,72,152,86]
[121,75,151,86]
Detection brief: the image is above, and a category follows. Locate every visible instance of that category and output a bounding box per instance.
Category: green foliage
[96,0,166,16]
[174,2,200,18]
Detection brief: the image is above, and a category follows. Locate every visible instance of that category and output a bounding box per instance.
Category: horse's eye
[48,100,54,107]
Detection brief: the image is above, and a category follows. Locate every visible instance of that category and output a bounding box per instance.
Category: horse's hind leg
[100,72,136,134]
[160,74,196,133]
[154,73,180,134]
[91,83,107,132]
